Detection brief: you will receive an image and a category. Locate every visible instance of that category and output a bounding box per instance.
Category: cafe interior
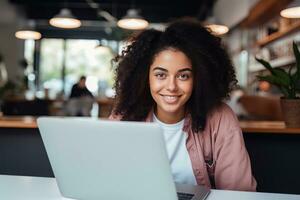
[0,0,300,198]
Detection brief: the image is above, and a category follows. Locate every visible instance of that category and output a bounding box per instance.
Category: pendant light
[204,16,229,35]
[280,0,300,18]
[205,24,229,35]
[117,8,149,30]
[15,20,41,40]
[49,8,81,29]
[15,30,42,40]
[95,40,112,54]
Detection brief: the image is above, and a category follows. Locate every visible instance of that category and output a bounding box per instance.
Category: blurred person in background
[66,76,94,116]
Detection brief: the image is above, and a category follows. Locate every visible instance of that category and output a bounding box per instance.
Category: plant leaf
[295,79,300,92]
[293,41,300,78]
[256,75,276,84]
[255,43,300,98]
[255,58,291,86]
[257,75,286,86]
[262,70,290,86]
[257,75,290,98]
[279,86,293,98]
[255,57,275,74]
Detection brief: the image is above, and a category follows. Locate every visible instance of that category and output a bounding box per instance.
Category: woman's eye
[178,74,190,80]
[155,73,166,79]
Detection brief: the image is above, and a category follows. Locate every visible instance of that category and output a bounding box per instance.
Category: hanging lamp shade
[205,24,229,35]
[95,42,112,54]
[117,9,149,30]
[15,20,42,40]
[204,16,229,35]
[280,0,300,18]
[49,8,81,29]
[281,7,300,18]
[15,30,41,40]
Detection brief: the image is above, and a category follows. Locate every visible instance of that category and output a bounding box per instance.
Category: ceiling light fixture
[117,8,149,30]
[15,30,42,40]
[95,44,110,53]
[49,8,81,29]
[95,40,112,54]
[280,0,300,18]
[15,20,42,40]
[205,24,229,35]
[204,16,229,35]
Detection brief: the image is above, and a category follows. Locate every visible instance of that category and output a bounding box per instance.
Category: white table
[0,175,299,200]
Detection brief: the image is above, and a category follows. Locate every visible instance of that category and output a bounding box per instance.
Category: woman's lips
[160,95,181,104]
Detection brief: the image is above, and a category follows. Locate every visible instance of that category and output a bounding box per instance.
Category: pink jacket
[109,103,257,191]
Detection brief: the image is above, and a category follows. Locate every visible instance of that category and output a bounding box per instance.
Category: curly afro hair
[112,18,237,132]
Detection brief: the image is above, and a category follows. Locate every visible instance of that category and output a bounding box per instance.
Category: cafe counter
[0,116,300,133]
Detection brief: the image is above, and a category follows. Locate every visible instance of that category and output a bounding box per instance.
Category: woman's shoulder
[205,102,240,134]
[208,102,238,121]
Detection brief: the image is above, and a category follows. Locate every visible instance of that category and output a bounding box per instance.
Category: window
[40,39,64,97]
[24,39,35,92]
[35,38,117,98]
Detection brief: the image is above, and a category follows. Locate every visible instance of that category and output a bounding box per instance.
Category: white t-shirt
[153,113,197,185]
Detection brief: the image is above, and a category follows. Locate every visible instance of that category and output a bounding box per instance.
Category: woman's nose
[166,76,178,92]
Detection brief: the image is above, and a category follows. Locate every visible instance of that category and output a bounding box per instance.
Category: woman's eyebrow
[152,67,168,72]
[178,68,192,72]
[152,67,192,72]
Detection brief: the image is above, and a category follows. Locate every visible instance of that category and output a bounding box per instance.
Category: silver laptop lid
[37,117,178,200]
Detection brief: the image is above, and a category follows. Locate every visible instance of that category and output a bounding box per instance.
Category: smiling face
[149,48,193,124]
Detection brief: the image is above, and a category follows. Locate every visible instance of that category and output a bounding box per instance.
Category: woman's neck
[154,107,185,124]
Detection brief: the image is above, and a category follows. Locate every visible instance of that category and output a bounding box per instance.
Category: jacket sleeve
[213,105,257,191]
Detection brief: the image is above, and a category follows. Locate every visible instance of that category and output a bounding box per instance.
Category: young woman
[109,18,257,191]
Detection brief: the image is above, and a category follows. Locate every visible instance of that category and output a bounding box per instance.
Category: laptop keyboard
[177,192,194,200]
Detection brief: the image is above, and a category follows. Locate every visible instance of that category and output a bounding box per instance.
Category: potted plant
[256,42,300,127]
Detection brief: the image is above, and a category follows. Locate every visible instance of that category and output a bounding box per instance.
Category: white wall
[0,0,25,81]
[213,0,260,28]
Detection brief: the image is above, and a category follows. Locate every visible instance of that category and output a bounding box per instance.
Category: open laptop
[37,117,210,200]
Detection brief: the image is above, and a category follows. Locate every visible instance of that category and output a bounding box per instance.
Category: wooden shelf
[0,116,37,129]
[255,21,300,47]
[240,0,293,28]
[240,121,300,134]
